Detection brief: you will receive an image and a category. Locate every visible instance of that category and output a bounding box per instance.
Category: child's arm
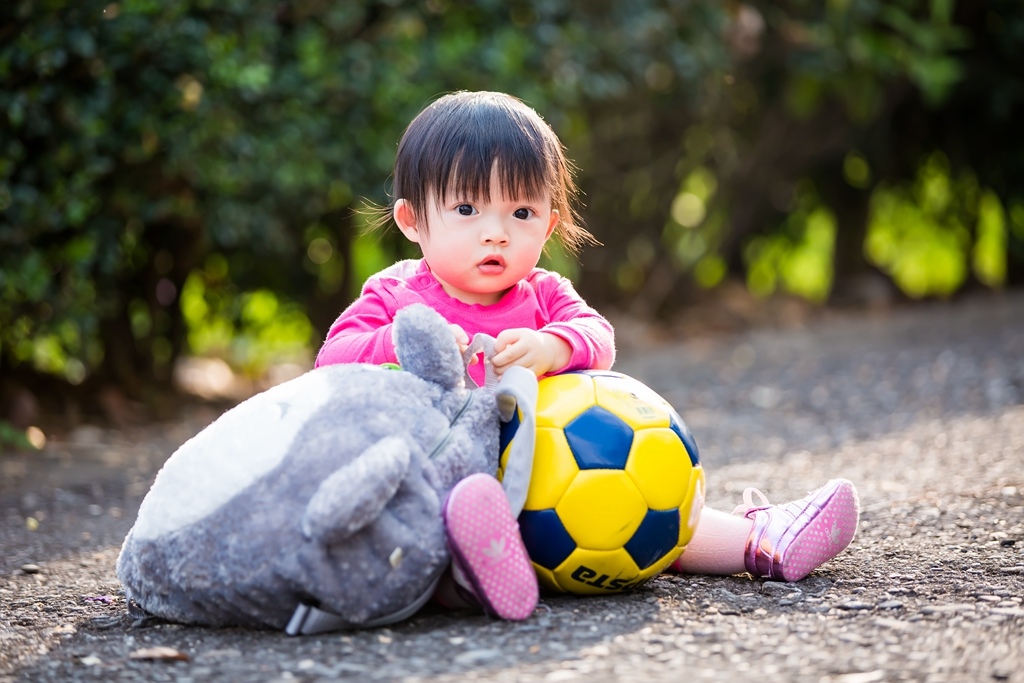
[314,294,399,368]
[536,275,616,373]
[491,272,615,377]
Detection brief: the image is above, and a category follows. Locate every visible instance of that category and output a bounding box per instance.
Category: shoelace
[732,487,771,515]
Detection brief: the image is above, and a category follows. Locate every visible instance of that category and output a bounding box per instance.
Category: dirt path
[2,292,1022,682]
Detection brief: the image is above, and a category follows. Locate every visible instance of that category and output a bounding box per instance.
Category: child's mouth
[478,255,506,274]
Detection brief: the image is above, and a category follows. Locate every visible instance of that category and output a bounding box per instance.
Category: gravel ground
[2,291,1022,683]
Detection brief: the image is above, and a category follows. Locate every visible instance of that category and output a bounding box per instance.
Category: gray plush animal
[116,303,537,635]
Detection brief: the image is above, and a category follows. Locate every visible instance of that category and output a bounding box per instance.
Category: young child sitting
[316,90,860,620]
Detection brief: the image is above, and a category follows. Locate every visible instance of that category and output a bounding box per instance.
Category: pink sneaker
[442,473,538,620]
[736,479,860,582]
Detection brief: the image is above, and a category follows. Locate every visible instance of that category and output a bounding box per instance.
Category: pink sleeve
[536,275,616,372]
[314,288,398,368]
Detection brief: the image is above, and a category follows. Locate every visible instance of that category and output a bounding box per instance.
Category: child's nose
[481,219,510,245]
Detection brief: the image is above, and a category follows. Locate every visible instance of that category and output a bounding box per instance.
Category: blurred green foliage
[1,0,1022,397]
[0,419,36,453]
[866,152,975,297]
[746,188,837,304]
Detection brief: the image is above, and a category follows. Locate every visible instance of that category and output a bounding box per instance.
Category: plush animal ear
[393,304,465,390]
[301,436,411,545]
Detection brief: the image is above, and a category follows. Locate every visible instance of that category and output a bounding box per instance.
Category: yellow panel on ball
[556,470,647,550]
[521,427,580,510]
[531,563,560,594]
[535,373,596,428]
[625,428,693,510]
[551,547,645,594]
[592,373,671,431]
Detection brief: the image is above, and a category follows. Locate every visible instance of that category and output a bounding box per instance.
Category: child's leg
[439,473,538,620]
[671,507,753,575]
[671,479,859,582]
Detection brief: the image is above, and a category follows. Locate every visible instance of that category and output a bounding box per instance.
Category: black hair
[377,91,594,253]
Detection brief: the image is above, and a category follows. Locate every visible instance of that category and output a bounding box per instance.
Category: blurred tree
[0,0,732,409]
[681,0,1024,307]
[928,0,1024,287]
[1,0,1021,417]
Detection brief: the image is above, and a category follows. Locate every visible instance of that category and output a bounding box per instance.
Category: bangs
[395,93,557,215]
[437,123,553,205]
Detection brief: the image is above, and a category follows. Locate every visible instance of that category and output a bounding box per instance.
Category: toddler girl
[316,91,859,621]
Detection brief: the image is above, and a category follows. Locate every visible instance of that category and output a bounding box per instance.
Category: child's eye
[457,204,475,216]
[513,208,533,220]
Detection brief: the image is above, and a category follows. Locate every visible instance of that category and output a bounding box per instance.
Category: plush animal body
[116,304,537,634]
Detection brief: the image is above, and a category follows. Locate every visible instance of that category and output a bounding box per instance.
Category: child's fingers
[492,328,557,377]
[493,345,541,376]
[490,345,519,369]
[491,330,521,365]
[493,328,522,352]
[449,324,477,362]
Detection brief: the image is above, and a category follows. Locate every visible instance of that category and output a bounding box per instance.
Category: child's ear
[545,209,559,241]
[394,199,421,243]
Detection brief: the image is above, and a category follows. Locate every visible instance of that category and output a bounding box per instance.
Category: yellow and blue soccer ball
[498,370,705,595]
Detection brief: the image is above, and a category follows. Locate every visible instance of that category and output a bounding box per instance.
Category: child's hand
[491,329,571,377]
[450,324,477,364]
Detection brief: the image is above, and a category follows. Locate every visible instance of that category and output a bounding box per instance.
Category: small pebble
[453,649,503,666]
[838,601,874,611]
[761,581,799,597]
[20,564,41,575]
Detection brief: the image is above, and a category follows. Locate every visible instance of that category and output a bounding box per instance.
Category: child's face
[394,169,559,306]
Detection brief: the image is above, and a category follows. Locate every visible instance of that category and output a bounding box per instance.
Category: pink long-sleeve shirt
[315,259,615,385]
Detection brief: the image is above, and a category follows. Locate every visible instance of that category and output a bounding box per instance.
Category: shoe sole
[443,474,539,620]
[778,479,860,582]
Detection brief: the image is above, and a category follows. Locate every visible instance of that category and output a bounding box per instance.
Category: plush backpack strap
[460,333,538,516]
[492,365,538,517]
[461,333,500,389]
[285,567,444,636]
